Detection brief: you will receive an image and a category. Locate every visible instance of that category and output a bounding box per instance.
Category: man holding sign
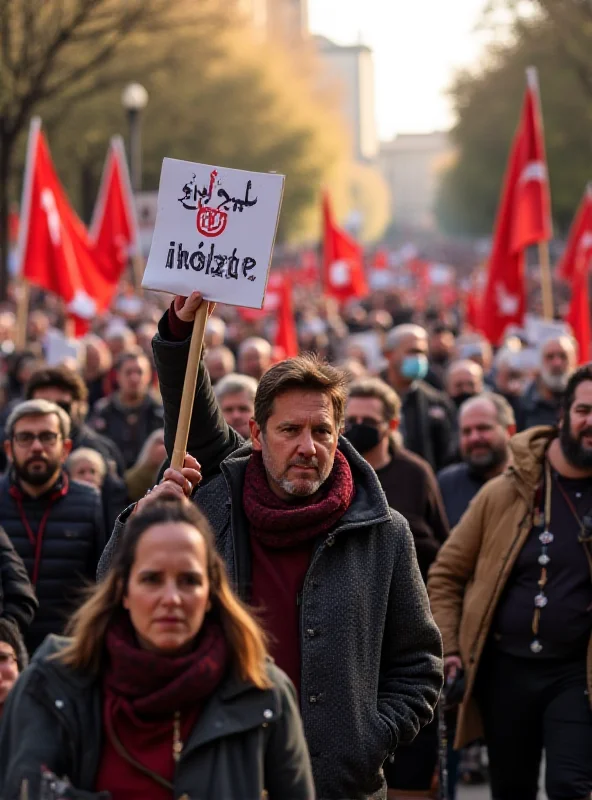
[99,157,442,798]
[100,291,443,800]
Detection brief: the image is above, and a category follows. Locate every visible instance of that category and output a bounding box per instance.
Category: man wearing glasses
[1,399,105,654]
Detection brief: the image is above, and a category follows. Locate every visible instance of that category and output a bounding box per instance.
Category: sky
[308,0,490,140]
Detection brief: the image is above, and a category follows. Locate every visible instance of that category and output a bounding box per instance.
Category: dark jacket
[0,526,38,632]
[516,380,561,432]
[375,446,449,580]
[89,393,164,469]
[437,462,488,528]
[0,472,106,654]
[381,374,455,473]
[99,322,443,800]
[0,635,314,800]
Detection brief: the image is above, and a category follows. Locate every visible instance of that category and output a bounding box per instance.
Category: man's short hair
[254,354,348,430]
[560,364,592,419]
[115,349,150,373]
[0,618,28,672]
[459,391,515,429]
[238,337,272,359]
[348,378,401,422]
[214,373,258,403]
[6,399,71,440]
[25,365,88,403]
[384,323,428,353]
[206,345,236,372]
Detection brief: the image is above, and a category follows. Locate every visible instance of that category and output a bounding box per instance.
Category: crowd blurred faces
[383,324,430,391]
[446,359,484,408]
[0,619,26,718]
[494,349,526,398]
[26,311,50,344]
[538,336,577,396]
[214,374,257,440]
[104,326,137,360]
[205,316,226,349]
[66,448,107,490]
[238,337,273,381]
[345,378,401,469]
[204,346,236,386]
[429,323,456,367]
[116,352,153,406]
[458,393,515,478]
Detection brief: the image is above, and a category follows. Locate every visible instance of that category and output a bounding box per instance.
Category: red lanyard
[10,479,66,587]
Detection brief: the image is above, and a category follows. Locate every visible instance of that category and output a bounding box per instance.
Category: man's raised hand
[173,292,216,323]
[135,454,202,513]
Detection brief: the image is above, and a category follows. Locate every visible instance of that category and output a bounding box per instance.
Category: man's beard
[540,369,569,394]
[262,451,332,498]
[559,421,592,469]
[13,455,60,486]
[465,442,507,477]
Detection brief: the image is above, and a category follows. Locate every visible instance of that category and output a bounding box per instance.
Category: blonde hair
[66,448,107,481]
[57,500,270,689]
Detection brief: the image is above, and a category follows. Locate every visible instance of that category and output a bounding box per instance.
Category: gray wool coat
[97,318,444,800]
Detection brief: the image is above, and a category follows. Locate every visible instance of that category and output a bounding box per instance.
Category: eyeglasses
[12,431,61,447]
[0,651,17,666]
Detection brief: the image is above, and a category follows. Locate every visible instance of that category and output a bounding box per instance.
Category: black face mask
[345,423,382,454]
[452,392,476,410]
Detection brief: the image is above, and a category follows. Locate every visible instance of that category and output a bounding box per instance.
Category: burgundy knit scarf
[243,449,355,548]
[104,614,228,719]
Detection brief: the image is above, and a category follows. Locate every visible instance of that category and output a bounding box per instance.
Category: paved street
[458,780,548,799]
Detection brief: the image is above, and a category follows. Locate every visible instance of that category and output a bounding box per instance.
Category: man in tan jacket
[428,365,592,800]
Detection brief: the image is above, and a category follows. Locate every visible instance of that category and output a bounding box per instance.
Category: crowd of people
[0,275,589,800]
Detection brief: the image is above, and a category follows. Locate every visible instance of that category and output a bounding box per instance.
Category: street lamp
[121,82,149,193]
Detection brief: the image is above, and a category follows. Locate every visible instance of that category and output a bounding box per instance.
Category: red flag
[560,185,592,363]
[274,276,299,359]
[557,184,592,282]
[321,192,367,302]
[481,68,552,344]
[17,118,114,323]
[90,136,140,283]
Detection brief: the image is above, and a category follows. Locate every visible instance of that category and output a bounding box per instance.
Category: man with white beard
[518,336,577,431]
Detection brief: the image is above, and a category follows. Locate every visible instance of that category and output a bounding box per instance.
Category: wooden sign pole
[14,279,30,351]
[538,240,554,320]
[170,301,209,471]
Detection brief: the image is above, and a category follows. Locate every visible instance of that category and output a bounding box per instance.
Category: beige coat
[428,426,592,748]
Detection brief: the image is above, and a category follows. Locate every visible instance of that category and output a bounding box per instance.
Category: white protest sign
[524,314,570,346]
[142,158,285,309]
[44,330,82,367]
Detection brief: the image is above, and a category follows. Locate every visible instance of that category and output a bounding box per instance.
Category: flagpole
[113,136,144,295]
[538,240,554,319]
[14,279,30,351]
[170,302,209,471]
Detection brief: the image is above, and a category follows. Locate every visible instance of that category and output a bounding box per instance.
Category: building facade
[378,132,455,230]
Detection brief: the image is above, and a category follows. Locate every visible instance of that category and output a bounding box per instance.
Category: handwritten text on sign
[142,158,285,309]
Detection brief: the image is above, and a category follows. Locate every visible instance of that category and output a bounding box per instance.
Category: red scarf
[243,449,355,547]
[95,615,228,799]
[243,449,354,691]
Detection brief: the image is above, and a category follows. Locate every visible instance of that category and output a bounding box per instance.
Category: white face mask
[540,368,569,393]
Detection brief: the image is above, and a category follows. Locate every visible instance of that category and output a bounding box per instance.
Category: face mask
[345,423,382,454]
[452,392,476,410]
[400,354,429,381]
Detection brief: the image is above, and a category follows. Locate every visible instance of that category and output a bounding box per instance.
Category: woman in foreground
[0,499,314,800]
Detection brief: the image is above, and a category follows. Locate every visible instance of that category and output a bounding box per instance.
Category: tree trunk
[0,127,14,306]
